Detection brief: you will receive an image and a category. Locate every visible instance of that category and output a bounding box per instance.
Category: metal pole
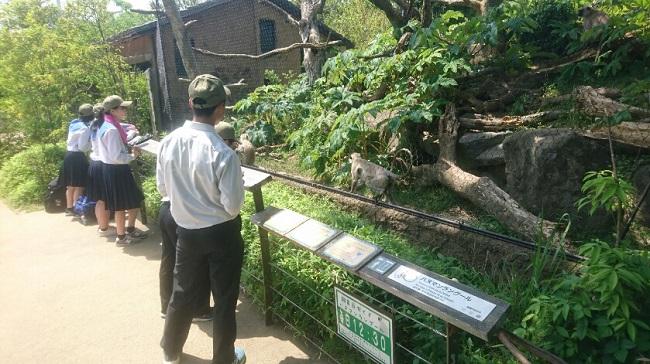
[252,185,273,325]
[446,323,459,364]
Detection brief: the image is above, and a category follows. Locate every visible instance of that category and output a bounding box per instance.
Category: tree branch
[129,8,163,15]
[193,40,343,60]
[258,0,300,26]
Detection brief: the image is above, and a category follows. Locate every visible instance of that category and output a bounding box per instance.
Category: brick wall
[155,0,303,128]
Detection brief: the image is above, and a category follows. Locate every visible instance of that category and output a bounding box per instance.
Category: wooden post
[253,185,274,325]
[144,68,159,136]
[446,323,460,364]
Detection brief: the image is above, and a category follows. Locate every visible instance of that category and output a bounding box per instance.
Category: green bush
[141,175,162,221]
[517,241,650,363]
[0,143,65,209]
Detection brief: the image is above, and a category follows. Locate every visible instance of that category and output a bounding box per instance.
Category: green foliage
[517,241,650,362]
[322,0,391,47]
[141,175,162,221]
[0,0,152,147]
[577,170,635,216]
[0,143,65,208]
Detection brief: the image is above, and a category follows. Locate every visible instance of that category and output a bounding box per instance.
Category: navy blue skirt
[102,163,144,211]
[63,151,89,187]
[87,160,106,202]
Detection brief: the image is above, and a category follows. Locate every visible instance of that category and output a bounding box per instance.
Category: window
[259,19,276,54]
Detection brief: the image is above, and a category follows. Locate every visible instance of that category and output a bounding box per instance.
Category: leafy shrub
[141,175,161,221]
[519,0,578,55]
[0,143,65,209]
[517,241,650,362]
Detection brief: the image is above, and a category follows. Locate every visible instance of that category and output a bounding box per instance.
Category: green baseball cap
[188,74,230,109]
[215,122,236,140]
[78,103,93,117]
[103,95,132,111]
[93,103,104,115]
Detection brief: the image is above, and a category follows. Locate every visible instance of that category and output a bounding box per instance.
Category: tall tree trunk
[160,0,197,79]
[300,0,326,85]
[421,0,432,27]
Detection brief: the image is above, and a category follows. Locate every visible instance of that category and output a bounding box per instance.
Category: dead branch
[129,8,163,15]
[497,331,531,364]
[434,104,559,241]
[178,78,248,88]
[575,85,650,118]
[498,330,567,364]
[581,121,650,149]
[527,49,598,76]
[184,20,197,27]
[259,0,300,26]
[193,40,343,60]
[459,111,566,131]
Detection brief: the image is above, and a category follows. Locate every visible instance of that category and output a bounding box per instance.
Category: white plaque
[286,219,339,251]
[242,167,271,189]
[387,265,496,321]
[138,139,160,155]
[322,234,381,269]
[262,209,309,235]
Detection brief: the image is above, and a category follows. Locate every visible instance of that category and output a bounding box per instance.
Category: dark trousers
[159,201,211,315]
[161,216,244,364]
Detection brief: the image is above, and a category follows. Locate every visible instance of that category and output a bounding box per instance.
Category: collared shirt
[156,120,245,229]
[96,121,134,165]
[66,119,91,152]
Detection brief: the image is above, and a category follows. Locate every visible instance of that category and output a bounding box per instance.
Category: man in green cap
[157,74,245,364]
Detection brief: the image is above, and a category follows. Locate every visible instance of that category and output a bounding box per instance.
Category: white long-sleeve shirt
[66,119,91,152]
[156,120,245,229]
[97,121,134,165]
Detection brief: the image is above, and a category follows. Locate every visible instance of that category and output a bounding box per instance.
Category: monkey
[578,6,609,31]
[236,133,256,166]
[350,153,399,203]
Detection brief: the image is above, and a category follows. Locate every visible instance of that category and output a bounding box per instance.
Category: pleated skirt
[102,163,144,211]
[86,160,106,202]
[62,151,89,187]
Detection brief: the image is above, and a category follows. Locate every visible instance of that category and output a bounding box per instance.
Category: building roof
[112,0,353,48]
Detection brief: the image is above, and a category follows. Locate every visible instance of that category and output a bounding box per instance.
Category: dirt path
[0,203,326,364]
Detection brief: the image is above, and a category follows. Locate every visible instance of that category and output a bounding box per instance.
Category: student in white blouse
[63,104,93,215]
[98,95,146,245]
[157,75,246,364]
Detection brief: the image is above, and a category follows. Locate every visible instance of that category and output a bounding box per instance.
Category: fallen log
[435,104,559,241]
[459,111,566,131]
[575,85,650,118]
[581,121,650,149]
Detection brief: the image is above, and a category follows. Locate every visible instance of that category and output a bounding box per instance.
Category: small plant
[0,143,65,209]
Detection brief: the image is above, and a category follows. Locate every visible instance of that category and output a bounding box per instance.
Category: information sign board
[262,209,309,235]
[387,265,496,321]
[286,219,340,251]
[335,287,393,364]
[366,255,396,275]
[321,234,382,270]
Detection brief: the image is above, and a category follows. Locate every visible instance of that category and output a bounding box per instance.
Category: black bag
[44,170,66,213]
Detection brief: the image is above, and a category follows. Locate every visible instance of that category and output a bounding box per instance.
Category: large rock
[458,132,509,167]
[633,165,650,227]
[503,128,611,231]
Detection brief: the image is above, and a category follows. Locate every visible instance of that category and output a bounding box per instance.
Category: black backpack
[44,169,66,213]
